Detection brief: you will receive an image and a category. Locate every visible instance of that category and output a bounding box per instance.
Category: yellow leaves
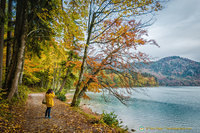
[0,99,25,132]
[88,82,101,93]
[41,8,48,11]
[1,103,9,108]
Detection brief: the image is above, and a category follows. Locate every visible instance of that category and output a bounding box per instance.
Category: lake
[81,86,200,133]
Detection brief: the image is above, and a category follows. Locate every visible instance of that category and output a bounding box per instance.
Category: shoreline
[65,93,136,132]
[65,93,99,116]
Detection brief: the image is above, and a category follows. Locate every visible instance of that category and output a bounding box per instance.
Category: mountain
[135,56,200,86]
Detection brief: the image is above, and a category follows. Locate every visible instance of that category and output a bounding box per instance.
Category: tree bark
[55,68,61,90]
[58,51,73,93]
[71,9,96,106]
[15,50,25,99]
[7,35,26,100]
[7,0,27,100]
[71,42,89,107]
[58,66,71,93]
[75,78,93,106]
[0,0,6,89]
[6,0,13,80]
[75,68,101,106]
[44,68,49,89]
[71,1,95,107]
[52,63,57,90]
[19,53,25,85]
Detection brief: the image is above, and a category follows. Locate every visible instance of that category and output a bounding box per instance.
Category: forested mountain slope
[136,56,200,86]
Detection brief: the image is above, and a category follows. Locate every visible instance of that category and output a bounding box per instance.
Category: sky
[137,0,200,62]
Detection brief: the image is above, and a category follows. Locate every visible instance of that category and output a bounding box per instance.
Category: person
[45,89,55,119]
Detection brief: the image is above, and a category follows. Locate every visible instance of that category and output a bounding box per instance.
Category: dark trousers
[45,107,51,117]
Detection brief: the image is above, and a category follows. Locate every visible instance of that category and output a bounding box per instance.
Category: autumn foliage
[79,19,158,102]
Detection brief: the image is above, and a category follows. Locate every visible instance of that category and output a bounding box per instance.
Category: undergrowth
[56,93,66,101]
[0,86,29,132]
[100,111,128,131]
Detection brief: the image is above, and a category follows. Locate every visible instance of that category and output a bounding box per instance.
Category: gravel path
[21,93,114,133]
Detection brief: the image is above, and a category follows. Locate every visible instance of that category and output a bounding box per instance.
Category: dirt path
[21,93,114,133]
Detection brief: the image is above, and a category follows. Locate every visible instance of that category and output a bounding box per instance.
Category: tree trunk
[7,0,27,100]
[45,80,49,89]
[15,51,25,99]
[58,67,70,93]
[58,51,73,93]
[74,68,101,106]
[52,63,57,90]
[7,36,26,100]
[75,78,93,106]
[71,11,96,107]
[55,68,61,90]
[71,43,89,107]
[6,0,13,80]
[19,53,25,85]
[0,0,6,89]
[44,68,49,89]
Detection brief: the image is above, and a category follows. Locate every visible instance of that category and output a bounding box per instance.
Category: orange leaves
[24,59,42,73]
[88,82,101,93]
[83,93,91,100]
[128,20,136,26]
[66,61,82,71]
[98,18,149,50]
[92,18,157,70]
[86,57,103,72]
[100,71,106,79]
[134,39,146,45]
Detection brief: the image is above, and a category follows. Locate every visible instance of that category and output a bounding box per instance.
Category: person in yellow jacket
[45,89,55,118]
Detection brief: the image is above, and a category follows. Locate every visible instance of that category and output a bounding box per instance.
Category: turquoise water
[81,86,200,133]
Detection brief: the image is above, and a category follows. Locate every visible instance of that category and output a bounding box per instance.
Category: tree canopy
[0,0,163,105]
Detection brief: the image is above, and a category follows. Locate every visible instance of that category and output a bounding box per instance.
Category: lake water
[81,86,200,133]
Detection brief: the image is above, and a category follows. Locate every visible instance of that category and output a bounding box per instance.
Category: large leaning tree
[70,0,163,107]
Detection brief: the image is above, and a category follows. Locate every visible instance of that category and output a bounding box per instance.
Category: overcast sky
[137,0,200,62]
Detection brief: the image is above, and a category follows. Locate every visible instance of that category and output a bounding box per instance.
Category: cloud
[137,0,200,62]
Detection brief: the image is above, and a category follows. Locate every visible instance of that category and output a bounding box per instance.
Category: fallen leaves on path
[19,93,121,133]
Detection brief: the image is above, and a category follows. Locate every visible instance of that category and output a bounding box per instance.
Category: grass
[68,105,128,132]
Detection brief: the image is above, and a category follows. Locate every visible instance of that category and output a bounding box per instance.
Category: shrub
[18,85,29,100]
[101,111,128,131]
[11,85,29,103]
[56,93,66,101]
[55,91,60,96]
[102,111,121,126]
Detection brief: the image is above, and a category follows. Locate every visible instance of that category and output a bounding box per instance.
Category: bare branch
[90,17,120,41]
[99,81,128,105]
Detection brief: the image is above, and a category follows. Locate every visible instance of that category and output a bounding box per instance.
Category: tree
[6,0,28,100]
[6,0,13,80]
[53,1,86,93]
[5,0,61,100]
[58,51,74,93]
[71,0,162,106]
[75,19,158,105]
[0,0,6,89]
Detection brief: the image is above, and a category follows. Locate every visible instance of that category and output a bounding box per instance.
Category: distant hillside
[135,56,200,86]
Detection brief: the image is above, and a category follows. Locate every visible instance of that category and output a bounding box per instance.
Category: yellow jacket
[45,92,55,107]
